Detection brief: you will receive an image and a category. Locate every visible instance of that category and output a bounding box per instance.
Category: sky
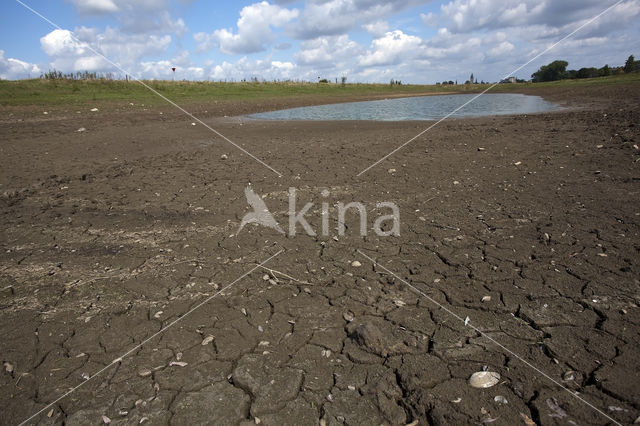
[1,0,639,84]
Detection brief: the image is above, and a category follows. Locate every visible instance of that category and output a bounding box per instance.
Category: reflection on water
[248,93,560,121]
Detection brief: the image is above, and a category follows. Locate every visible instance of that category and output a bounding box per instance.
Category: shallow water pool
[248,93,560,121]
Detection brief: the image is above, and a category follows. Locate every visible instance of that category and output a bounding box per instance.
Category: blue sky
[1,0,639,83]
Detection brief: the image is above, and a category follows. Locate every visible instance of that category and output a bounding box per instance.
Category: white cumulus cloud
[0,50,41,79]
[67,0,119,15]
[359,30,424,67]
[290,0,425,39]
[207,57,297,81]
[363,20,390,37]
[194,1,298,55]
[295,35,362,67]
[40,27,172,73]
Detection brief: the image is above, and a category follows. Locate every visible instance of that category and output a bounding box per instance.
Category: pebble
[258,325,264,332]
[514,161,522,166]
[262,274,270,281]
[221,154,228,160]
[90,108,99,112]
[201,335,214,346]
[102,415,111,424]
[138,369,152,377]
[343,312,354,322]
[77,127,86,132]
[469,371,500,388]
[453,180,460,185]
[351,260,362,267]
[562,370,575,381]
[47,409,54,417]
[388,168,396,173]
[481,295,491,302]
[477,147,486,151]
[3,362,14,373]
[394,299,406,307]
[169,361,188,367]
[191,122,196,126]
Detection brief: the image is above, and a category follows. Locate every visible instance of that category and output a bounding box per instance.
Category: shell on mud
[469,371,500,388]
[494,395,508,404]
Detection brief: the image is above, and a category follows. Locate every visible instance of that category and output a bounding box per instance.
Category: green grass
[1,73,638,107]
[0,79,454,107]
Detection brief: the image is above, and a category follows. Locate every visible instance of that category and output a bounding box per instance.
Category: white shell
[468,371,500,388]
[494,395,508,404]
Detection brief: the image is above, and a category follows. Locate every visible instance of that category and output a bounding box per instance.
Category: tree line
[532,55,639,82]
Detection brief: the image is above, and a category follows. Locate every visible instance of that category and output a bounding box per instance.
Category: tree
[599,64,611,77]
[624,55,635,73]
[531,60,569,82]
[576,67,598,79]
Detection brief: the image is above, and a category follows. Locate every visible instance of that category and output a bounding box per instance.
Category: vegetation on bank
[531,55,639,82]
[0,71,638,107]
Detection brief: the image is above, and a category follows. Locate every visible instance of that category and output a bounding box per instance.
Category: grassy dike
[1,73,638,107]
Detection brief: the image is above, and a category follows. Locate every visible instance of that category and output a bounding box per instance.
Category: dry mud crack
[1,85,639,425]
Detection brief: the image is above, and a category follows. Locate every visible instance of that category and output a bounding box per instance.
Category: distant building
[500,76,517,84]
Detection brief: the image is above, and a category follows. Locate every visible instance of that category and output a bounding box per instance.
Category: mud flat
[1,83,639,425]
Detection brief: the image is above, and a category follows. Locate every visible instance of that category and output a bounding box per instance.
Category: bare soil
[1,84,639,425]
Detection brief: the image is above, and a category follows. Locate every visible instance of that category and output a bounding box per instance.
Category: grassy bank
[1,73,638,107]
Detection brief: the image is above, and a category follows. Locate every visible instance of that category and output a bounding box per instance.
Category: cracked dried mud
[1,84,639,425]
